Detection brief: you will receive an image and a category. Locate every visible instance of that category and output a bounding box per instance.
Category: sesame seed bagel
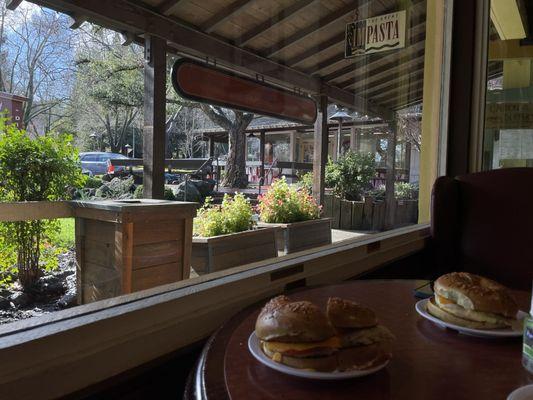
[326,297,378,328]
[255,296,335,342]
[434,272,518,318]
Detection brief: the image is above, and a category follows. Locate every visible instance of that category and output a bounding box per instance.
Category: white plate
[415,298,526,338]
[247,332,389,380]
[507,384,533,400]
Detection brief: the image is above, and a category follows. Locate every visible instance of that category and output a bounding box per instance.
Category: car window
[81,154,99,162]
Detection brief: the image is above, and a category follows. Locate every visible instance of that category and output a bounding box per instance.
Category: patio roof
[26,0,426,119]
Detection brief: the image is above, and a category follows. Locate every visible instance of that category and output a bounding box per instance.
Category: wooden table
[185,280,532,400]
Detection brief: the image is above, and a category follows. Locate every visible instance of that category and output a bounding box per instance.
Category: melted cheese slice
[263,336,341,353]
[436,295,455,305]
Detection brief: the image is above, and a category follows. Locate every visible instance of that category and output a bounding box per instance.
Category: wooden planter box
[323,194,418,231]
[72,199,197,304]
[191,227,278,275]
[258,218,332,254]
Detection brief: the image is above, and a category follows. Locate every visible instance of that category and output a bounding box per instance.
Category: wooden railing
[109,157,213,172]
[0,201,73,222]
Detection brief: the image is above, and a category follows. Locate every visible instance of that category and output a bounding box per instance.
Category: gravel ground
[0,250,77,325]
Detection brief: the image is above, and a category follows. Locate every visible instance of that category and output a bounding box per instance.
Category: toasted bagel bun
[327,297,378,328]
[337,343,392,372]
[337,325,395,348]
[427,297,506,329]
[255,296,335,342]
[435,295,514,326]
[262,344,338,372]
[434,272,518,318]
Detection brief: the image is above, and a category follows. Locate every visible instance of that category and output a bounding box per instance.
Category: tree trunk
[223,125,248,188]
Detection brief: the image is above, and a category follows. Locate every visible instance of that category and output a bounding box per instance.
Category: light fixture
[330,106,353,160]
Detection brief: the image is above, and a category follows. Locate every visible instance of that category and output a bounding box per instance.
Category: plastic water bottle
[523,285,533,374]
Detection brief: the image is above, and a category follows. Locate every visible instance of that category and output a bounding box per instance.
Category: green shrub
[194,193,253,237]
[133,185,176,201]
[394,182,419,200]
[84,176,103,189]
[325,151,375,201]
[0,117,85,290]
[297,171,313,194]
[258,177,320,223]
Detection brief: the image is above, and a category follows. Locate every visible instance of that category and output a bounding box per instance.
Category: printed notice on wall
[345,10,406,58]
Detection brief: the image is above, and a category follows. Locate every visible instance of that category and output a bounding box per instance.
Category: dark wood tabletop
[184,280,533,400]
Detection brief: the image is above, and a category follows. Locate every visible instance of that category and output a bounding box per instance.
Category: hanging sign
[171,59,317,125]
[345,10,406,58]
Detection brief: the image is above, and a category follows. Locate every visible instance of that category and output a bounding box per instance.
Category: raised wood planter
[323,194,418,231]
[72,199,197,304]
[191,227,278,275]
[258,218,332,254]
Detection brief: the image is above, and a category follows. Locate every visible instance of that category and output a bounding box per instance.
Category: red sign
[171,60,317,125]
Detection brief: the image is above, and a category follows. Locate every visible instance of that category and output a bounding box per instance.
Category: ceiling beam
[201,0,255,34]
[156,0,185,16]
[26,0,393,119]
[380,85,424,110]
[286,32,345,67]
[235,0,317,47]
[315,23,426,81]
[352,65,425,95]
[6,0,23,10]
[369,75,425,101]
[340,49,426,90]
[263,0,365,58]
[304,2,426,77]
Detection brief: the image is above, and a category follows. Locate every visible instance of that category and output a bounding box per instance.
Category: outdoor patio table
[184,280,531,400]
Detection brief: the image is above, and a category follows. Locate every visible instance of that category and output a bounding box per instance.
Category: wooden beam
[349,65,425,95]
[286,32,344,67]
[260,130,266,182]
[143,35,167,199]
[235,0,317,47]
[319,27,426,83]
[28,0,391,118]
[201,0,254,34]
[6,0,23,10]
[157,0,183,16]
[312,95,328,205]
[264,0,363,58]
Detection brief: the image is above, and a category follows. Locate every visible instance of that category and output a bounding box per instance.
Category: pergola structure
[17,0,426,209]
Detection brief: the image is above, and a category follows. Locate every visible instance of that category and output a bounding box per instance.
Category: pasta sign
[345,10,406,58]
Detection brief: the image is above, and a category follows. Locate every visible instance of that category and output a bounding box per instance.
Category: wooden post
[350,126,357,152]
[384,125,398,230]
[313,95,328,206]
[289,131,297,162]
[260,130,266,182]
[208,136,215,158]
[143,35,166,199]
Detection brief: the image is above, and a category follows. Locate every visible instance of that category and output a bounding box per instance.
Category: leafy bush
[133,185,176,201]
[84,176,103,189]
[325,152,375,201]
[297,171,313,194]
[0,117,85,290]
[394,182,419,200]
[95,176,135,199]
[367,182,419,200]
[194,193,253,237]
[258,177,320,223]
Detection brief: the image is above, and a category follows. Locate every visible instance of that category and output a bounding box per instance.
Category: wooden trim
[0,201,73,221]
[0,224,428,399]
[312,95,328,205]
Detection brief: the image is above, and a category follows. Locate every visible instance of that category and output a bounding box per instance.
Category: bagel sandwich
[254,295,394,372]
[427,272,519,330]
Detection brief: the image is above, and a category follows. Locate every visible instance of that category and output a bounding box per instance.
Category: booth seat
[431,168,533,290]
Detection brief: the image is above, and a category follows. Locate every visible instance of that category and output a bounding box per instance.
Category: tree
[200,105,254,188]
[0,1,75,132]
[72,28,143,153]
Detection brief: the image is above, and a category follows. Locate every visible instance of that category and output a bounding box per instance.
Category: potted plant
[191,193,278,274]
[257,177,331,254]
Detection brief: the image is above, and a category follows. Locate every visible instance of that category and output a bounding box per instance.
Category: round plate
[247,332,389,380]
[507,384,533,400]
[415,298,526,338]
